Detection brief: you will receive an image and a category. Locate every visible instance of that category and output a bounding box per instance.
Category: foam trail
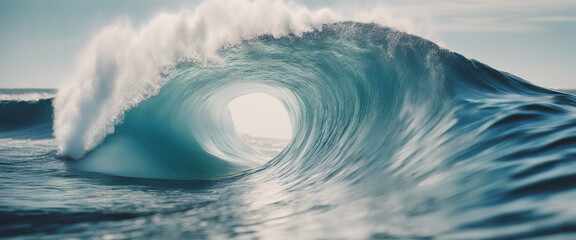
[0,89,56,101]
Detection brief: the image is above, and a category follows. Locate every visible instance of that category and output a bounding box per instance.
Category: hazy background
[1,0,575,89]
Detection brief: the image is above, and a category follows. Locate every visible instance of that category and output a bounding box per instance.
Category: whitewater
[2,0,576,239]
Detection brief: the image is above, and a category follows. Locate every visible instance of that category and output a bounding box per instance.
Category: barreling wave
[49,0,576,238]
[53,0,337,160]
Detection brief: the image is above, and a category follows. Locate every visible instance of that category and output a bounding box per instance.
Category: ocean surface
[2,5,576,240]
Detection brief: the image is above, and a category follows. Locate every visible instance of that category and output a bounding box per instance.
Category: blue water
[2,22,576,239]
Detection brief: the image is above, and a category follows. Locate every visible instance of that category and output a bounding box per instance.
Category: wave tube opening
[228,92,293,159]
[71,80,298,180]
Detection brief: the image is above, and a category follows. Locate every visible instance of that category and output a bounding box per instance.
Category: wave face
[39,2,576,239]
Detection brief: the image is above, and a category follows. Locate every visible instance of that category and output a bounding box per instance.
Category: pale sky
[0,0,575,89]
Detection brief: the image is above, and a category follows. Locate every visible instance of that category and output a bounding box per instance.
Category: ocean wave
[36,1,576,238]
